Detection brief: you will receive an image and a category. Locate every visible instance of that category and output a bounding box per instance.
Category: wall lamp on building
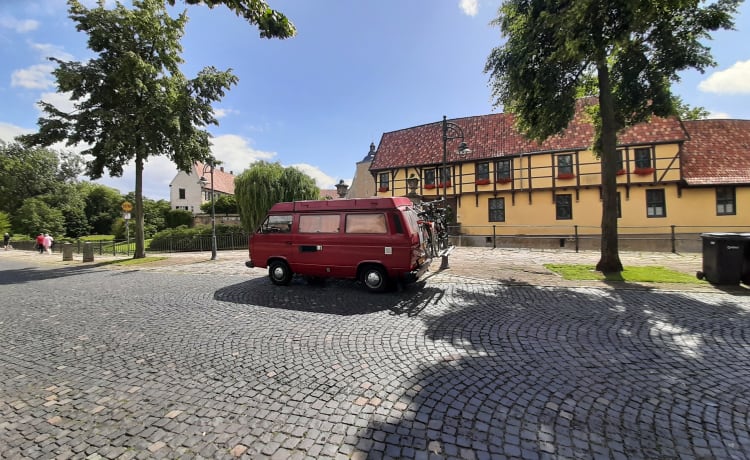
[198,162,218,260]
[441,115,471,201]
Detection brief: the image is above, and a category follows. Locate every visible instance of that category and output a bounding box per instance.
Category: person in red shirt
[35,233,45,254]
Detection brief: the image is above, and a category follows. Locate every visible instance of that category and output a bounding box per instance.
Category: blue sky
[1,0,749,201]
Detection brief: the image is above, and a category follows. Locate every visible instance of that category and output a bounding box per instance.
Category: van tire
[269,260,293,286]
[361,265,388,293]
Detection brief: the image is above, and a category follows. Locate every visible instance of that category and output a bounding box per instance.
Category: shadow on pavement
[354,283,750,458]
[0,263,110,285]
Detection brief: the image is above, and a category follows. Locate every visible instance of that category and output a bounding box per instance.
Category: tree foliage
[13,198,66,238]
[173,0,295,39]
[485,0,740,273]
[201,193,238,214]
[235,161,319,232]
[0,143,71,215]
[18,0,238,258]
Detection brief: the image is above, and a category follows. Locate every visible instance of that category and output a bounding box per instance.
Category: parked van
[246,197,431,292]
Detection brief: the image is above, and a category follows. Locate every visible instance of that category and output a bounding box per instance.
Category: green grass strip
[544,264,704,284]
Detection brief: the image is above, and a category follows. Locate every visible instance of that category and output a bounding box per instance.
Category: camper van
[246,197,430,292]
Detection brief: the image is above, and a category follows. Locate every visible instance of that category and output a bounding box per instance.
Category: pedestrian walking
[43,233,53,254]
[36,233,45,254]
[3,232,10,250]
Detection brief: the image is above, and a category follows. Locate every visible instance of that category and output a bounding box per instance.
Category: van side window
[299,214,340,233]
[345,213,387,234]
[391,212,404,234]
[261,215,292,233]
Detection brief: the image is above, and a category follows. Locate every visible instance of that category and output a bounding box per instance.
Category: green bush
[149,224,246,251]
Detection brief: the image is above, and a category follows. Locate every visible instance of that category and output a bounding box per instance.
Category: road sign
[122,201,132,212]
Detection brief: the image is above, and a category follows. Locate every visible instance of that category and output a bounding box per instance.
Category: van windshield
[260,215,292,233]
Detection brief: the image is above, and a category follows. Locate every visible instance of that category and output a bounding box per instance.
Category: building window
[179,188,186,199]
[616,150,625,174]
[488,198,505,222]
[439,166,451,186]
[476,162,490,182]
[495,159,511,182]
[378,172,389,192]
[716,187,736,215]
[557,154,574,177]
[423,169,436,188]
[634,147,652,169]
[556,194,572,220]
[646,189,666,217]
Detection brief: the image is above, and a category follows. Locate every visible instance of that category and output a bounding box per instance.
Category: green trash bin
[697,233,749,285]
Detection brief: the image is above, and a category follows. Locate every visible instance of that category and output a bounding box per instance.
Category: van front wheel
[361,265,388,293]
[269,260,293,286]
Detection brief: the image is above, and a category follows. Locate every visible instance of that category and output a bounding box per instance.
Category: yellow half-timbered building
[369,100,750,251]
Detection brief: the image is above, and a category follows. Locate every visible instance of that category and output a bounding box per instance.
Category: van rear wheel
[269,260,293,285]
[361,265,388,293]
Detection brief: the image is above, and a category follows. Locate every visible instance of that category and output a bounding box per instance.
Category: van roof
[269,197,414,213]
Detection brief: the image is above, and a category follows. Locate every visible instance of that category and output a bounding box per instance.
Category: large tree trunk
[595,59,624,274]
[133,153,146,259]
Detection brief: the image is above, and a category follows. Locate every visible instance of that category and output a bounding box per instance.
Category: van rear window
[299,214,340,233]
[345,213,387,234]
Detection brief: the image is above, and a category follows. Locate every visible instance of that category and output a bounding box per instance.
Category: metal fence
[8,224,749,256]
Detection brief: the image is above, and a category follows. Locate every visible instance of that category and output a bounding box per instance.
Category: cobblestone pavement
[1,248,750,459]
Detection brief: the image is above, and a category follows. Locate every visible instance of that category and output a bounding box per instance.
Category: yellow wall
[375,141,748,235]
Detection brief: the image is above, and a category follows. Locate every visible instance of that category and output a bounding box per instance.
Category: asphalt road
[1,252,750,459]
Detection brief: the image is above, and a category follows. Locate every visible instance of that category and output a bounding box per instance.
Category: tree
[13,198,65,238]
[673,96,710,120]
[201,194,237,215]
[0,143,65,215]
[81,184,124,235]
[0,212,10,236]
[235,161,319,232]
[173,0,295,39]
[18,0,238,259]
[485,0,740,273]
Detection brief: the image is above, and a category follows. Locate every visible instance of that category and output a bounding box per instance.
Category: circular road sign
[122,201,133,212]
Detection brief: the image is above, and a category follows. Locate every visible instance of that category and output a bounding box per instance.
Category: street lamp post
[439,115,470,269]
[198,162,217,260]
[441,115,470,202]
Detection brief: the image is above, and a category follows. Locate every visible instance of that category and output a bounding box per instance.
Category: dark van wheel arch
[269,260,293,286]
[360,264,389,293]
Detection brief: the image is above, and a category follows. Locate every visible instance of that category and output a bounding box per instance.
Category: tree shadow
[0,263,113,286]
[354,282,750,458]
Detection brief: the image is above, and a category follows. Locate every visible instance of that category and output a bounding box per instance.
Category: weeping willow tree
[235,161,319,232]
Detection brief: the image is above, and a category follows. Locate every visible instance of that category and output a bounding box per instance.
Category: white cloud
[214,108,239,119]
[0,16,39,33]
[698,60,750,94]
[707,111,731,119]
[459,0,479,16]
[31,42,74,61]
[11,63,56,89]
[0,122,33,143]
[289,163,338,189]
[38,91,78,114]
[209,134,276,175]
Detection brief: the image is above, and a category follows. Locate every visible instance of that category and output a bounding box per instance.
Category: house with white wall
[169,162,236,214]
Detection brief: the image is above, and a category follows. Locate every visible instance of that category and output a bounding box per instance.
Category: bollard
[82,242,94,262]
[62,243,73,261]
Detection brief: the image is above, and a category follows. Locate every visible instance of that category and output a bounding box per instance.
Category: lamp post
[198,162,217,260]
[441,115,471,202]
[335,179,349,198]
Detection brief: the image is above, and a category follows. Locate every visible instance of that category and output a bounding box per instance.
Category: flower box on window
[438,181,451,188]
[634,167,654,175]
[616,169,626,176]
[495,177,512,184]
[424,184,436,190]
[475,178,491,185]
[378,186,389,192]
[557,172,576,180]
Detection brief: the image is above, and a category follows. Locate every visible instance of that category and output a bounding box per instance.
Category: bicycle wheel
[422,225,437,258]
[435,221,449,252]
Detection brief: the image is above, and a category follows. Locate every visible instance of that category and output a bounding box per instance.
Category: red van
[245,197,431,292]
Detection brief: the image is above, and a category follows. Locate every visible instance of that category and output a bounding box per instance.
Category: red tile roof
[195,162,235,195]
[371,102,688,169]
[319,189,340,200]
[681,119,750,185]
